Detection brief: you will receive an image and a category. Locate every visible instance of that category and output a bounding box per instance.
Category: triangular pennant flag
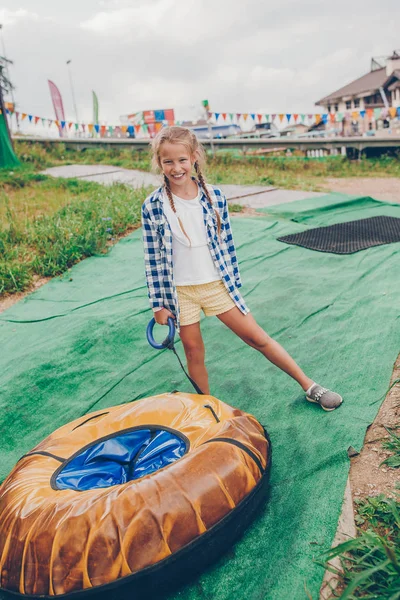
[100,125,106,135]
[366,109,373,119]
[128,125,134,136]
[55,120,60,127]
[329,113,336,123]
[322,114,328,124]
[250,113,255,121]
[397,107,400,117]
[121,125,128,133]
[374,108,381,119]
[236,113,241,120]
[300,114,305,122]
[351,111,358,121]
[108,125,113,134]
[75,123,79,131]
[221,113,227,120]
[48,119,53,127]
[229,113,234,121]
[28,115,33,123]
[88,124,94,133]
[315,114,321,124]
[34,116,40,124]
[257,114,263,123]
[134,125,140,134]
[82,124,86,132]
[389,107,397,118]
[265,114,270,122]
[94,124,100,133]
[360,110,366,119]
[5,108,10,115]
[308,114,314,121]
[243,113,248,121]
[41,118,46,126]
[293,114,299,123]
[15,111,19,119]
[337,113,344,122]
[142,124,148,133]
[278,114,285,122]
[68,122,73,129]
[286,113,291,123]
[61,120,66,129]
[21,113,27,121]
[271,114,276,121]
[214,112,220,121]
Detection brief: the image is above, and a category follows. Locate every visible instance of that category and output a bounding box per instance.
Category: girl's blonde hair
[151,126,221,245]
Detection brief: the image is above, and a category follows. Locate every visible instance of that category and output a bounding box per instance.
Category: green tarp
[1,193,399,599]
[0,112,19,169]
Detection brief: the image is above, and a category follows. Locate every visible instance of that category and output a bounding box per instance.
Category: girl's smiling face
[159,142,195,190]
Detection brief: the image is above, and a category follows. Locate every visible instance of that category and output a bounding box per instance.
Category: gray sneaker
[306,384,343,412]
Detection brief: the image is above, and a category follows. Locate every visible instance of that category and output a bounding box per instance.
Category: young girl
[141,126,342,411]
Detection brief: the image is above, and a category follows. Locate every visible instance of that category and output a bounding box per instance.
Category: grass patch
[320,494,400,599]
[229,203,244,213]
[0,168,149,296]
[13,141,400,191]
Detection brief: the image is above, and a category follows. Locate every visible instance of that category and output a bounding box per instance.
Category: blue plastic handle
[146,317,176,350]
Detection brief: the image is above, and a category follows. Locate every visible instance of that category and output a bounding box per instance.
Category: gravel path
[321,177,400,203]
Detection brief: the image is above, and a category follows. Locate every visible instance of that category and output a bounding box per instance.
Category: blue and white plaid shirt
[141,183,249,330]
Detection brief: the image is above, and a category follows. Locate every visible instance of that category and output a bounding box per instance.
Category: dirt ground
[321,177,400,204]
[350,355,400,500]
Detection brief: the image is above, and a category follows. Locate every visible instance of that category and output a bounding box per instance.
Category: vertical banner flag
[48,80,66,137]
[92,91,99,124]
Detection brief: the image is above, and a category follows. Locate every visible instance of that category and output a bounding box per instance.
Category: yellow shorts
[177,280,236,326]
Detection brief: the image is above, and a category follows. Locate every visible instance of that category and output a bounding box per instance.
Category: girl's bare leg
[179,322,210,394]
[217,307,314,391]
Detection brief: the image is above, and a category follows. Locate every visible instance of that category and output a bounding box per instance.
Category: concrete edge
[319,476,357,600]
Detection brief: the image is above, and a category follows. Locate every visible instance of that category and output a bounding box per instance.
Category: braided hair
[151,126,222,243]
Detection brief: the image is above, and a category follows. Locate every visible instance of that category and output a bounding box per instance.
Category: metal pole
[66,59,79,124]
[0,23,19,131]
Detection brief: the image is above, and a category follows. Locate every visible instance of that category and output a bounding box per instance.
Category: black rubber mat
[277,216,400,254]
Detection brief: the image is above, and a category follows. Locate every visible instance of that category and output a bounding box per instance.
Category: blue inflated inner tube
[54,428,187,491]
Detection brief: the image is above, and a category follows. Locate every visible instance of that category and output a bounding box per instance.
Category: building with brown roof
[315,51,400,134]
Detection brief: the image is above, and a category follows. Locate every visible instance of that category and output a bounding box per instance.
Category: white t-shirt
[162,187,220,286]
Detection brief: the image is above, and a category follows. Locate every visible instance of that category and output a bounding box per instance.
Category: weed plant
[320,494,400,599]
[381,424,400,469]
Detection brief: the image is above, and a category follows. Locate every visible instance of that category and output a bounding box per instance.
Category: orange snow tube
[0,392,271,598]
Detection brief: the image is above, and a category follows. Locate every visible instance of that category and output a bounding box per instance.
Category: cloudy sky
[1,0,399,126]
